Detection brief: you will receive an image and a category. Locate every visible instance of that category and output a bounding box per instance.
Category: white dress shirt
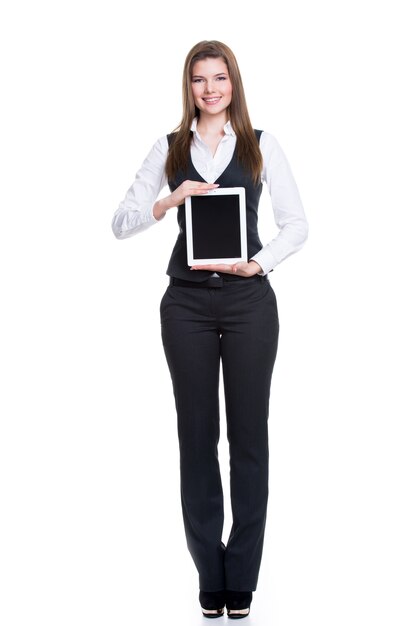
[112,119,308,275]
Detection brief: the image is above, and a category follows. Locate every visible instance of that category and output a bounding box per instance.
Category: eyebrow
[192,72,228,78]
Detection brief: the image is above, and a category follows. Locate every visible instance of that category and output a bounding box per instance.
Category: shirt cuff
[112,202,159,239]
[250,248,277,276]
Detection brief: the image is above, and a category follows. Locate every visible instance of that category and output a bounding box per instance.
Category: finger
[187,188,219,197]
[191,264,234,272]
[191,182,219,188]
[187,182,219,192]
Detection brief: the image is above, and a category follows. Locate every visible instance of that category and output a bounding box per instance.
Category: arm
[111,136,219,239]
[191,132,308,277]
[251,132,309,274]
[111,136,169,239]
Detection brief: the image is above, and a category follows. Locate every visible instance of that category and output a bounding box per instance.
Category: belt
[169,274,267,288]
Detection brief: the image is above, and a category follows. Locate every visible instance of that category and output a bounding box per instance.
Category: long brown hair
[165,40,263,185]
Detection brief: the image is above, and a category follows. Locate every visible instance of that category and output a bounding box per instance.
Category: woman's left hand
[190,260,262,277]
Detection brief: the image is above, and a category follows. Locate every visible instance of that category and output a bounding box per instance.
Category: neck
[197,111,228,136]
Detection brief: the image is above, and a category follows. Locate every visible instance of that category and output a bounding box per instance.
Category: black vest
[166,130,263,282]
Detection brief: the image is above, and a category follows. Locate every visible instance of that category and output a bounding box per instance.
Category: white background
[1,1,417,625]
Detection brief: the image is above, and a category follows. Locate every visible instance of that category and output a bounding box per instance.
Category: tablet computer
[185,187,247,266]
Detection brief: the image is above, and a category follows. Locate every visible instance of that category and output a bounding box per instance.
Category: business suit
[160,130,279,591]
[112,119,308,593]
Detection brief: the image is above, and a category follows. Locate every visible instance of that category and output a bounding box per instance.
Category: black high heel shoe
[199,590,226,619]
[226,590,253,619]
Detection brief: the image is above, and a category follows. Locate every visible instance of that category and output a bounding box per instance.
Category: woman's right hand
[153,180,219,220]
[169,180,220,207]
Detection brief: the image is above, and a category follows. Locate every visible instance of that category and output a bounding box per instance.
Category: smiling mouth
[202,97,222,104]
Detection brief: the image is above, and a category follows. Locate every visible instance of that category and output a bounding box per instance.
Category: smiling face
[191,57,233,121]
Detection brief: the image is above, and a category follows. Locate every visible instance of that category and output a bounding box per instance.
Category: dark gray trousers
[160,276,279,592]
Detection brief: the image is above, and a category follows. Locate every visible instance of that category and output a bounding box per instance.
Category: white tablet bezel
[185,187,247,266]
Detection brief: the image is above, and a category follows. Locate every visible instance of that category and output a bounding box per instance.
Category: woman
[112,40,308,619]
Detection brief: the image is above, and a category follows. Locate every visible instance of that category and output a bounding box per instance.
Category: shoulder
[166,130,193,147]
[259,130,283,152]
[258,130,287,164]
[143,135,169,163]
[154,134,170,151]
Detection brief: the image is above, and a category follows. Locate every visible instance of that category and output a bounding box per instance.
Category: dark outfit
[160,131,279,591]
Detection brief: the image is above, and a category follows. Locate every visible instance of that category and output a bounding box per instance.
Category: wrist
[153,197,170,220]
[248,260,262,275]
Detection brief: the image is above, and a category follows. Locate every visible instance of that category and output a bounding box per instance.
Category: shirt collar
[190,117,236,137]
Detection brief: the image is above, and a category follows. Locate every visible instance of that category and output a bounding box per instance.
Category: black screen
[191,194,242,259]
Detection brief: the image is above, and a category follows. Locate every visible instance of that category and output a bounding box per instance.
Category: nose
[204,80,215,93]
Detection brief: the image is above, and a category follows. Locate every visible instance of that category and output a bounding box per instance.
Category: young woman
[112,40,308,619]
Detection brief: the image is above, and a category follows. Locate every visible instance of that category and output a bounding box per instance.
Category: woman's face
[191,57,233,119]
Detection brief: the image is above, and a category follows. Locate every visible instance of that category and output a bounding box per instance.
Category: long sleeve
[251,132,309,274]
[111,136,169,239]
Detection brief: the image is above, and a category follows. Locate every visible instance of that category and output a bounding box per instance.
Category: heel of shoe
[199,590,226,619]
[226,590,252,620]
[201,607,225,618]
[227,607,250,619]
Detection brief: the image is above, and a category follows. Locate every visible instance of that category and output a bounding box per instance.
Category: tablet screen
[191,194,241,259]
[185,187,247,265]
